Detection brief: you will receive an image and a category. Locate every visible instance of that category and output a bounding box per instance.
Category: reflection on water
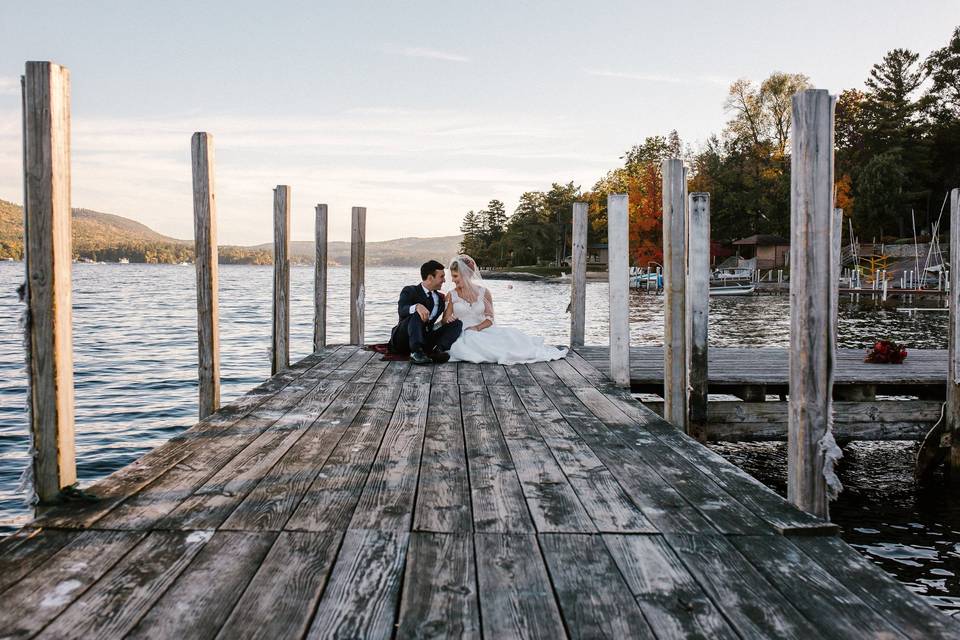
[0,262,954,615]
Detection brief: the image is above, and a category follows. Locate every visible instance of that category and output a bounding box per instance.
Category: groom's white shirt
[410,284,440,322]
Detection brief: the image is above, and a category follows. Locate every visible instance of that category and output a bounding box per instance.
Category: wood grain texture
[397,533,481,639]
[36,530,211,639]
[314,203,328,351]
[272,185,291,374]
[23,60,76,502]
[126,531,276,639]
[0,530,145,638]
[30,349,341,530]
[486,383,595,533]
[728,535,908,639]
[570,201,588,347]
[662,158,687,428]
[350,206,366,345]
[350,382,430,530]
[793,535,960,638]
[414,383,471,532]
[540,534,654,638]
[788,89,836,518]
[461,386,535,533]
[221,381,376,531]
[607,193,630,387]
[216,531,342,640]
[686,192,709,440]
[306,529,408,640]
[644,399,943,441]
[604,534,738,639]
[511,381,655,533]
[575,345,948,387]
[0,528,74,594]
[191,131,220,419]
[285,382,404,531]
[475,534,566,640]
[665,533,821,639]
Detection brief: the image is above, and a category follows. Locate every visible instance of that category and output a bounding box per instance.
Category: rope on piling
[16,280,38,507]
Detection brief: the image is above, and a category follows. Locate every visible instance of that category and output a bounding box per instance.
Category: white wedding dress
[447,287,567,365]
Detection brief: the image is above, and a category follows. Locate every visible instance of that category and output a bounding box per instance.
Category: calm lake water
[0,261,956,617]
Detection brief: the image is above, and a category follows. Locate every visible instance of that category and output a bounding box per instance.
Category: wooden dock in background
[3,346,958,638]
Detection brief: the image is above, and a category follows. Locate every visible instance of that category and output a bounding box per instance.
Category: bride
[443,255,567,365]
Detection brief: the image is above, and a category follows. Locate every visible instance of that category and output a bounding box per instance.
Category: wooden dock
[3,345,958,639]
[576,346,949,441]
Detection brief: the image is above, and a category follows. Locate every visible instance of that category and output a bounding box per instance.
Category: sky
[1,1,957,244]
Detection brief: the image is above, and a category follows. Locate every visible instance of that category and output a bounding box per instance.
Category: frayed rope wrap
[16,281,38,507]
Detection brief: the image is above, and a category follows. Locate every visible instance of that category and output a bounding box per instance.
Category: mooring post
[686,192,710,440]
[191,132,220,419]
[314,204,328,351]
[788,89,838,519]
[272,186,291,375]
[350,206,366,345]
[662,159,688,428]
[570,202,588,347]
[22,61,76,503]
[607,194,630,386]
[949,188,960,479]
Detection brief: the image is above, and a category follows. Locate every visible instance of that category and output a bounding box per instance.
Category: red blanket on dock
[365,343,409,362]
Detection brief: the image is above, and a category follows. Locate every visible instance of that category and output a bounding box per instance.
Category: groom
[388,260,462,365]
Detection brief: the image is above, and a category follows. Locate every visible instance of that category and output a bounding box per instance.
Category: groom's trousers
[389,316,462,354]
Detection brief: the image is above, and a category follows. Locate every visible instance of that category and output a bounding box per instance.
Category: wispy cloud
[385,45,470,63]
[586,69,729,86]
[0,107,608,244]
[0,77,20,96]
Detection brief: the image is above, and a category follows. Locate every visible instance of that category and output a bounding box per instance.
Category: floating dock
[2,345,958,638]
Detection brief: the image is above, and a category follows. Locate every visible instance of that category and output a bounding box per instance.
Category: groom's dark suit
[388,284,462,354]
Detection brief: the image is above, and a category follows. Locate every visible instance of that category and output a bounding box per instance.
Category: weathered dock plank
[5,347,958,638]
[576,345,948,388]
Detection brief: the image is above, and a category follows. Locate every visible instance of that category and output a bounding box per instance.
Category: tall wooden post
[687,192,710,440]
[272,186,291,375]
[570,202,588,347]
[949,189,960,479]
[607,194,630,386]
[662,159,688,428]
[314,204,328,351]
[191,132,220,419]
[350,206,366,345]
[788,89,837,519]
[23,61,76,503]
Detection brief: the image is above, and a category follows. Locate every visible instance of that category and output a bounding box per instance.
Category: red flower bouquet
[864,340,908,364]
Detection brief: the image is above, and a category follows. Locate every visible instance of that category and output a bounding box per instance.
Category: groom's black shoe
[410,350,432,366]
[429,351,450,363]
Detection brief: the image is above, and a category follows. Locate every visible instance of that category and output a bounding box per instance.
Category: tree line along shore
[460,27,960,270]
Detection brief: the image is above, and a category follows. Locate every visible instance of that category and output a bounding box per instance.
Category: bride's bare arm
[442,292,454,324]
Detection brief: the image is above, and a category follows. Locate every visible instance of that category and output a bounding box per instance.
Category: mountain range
[0,199,463,266]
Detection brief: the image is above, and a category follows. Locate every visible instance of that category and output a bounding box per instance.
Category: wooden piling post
[687,193,709,439]
[350,206,366,345]
[662,159,688,428]
[191,132,220,419]
[570,202,588,347]
[788,89,837,519]
[607,194,630,387]
[313,204,328,351]
[272,186,291,375]
[949,188,960,479]
[22,61,76,503]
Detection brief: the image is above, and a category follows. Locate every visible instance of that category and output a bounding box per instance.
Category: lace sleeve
[482,288,495,322]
